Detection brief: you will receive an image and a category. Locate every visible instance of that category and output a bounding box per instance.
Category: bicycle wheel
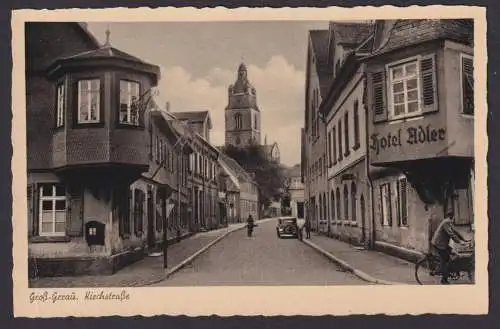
[415,256,428,285]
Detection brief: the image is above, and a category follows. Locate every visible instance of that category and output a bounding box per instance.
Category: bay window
[77,79,101,123]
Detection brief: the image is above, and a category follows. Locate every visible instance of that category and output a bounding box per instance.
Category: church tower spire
[224,61,261,148]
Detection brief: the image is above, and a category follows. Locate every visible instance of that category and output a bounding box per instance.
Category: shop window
[119,80,140,126]
[38,183,66,236]
[396,177,408,226]
[77,79,101,124]
[56,83,65,127]
[380,183,392,226]
[461,54,474,115]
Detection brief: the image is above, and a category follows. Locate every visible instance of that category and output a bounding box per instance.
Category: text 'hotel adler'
[302,19,474,262]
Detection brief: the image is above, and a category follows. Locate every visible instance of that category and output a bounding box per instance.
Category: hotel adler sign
[369,118,449,164]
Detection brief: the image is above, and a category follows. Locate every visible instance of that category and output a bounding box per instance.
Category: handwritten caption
[29,290,130,304]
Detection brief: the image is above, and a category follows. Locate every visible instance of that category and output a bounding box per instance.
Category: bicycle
[414,241,475,285]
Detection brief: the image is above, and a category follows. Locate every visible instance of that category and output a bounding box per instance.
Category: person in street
[246,214,255,237]
[304,218,311,239]
[430,211,469,284]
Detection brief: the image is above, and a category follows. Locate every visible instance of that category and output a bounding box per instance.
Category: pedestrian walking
[305,218,311,239]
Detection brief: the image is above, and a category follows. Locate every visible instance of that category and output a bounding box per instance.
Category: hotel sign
[370,122,448,163]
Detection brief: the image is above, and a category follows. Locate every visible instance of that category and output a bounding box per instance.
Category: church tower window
[235,113,242,130]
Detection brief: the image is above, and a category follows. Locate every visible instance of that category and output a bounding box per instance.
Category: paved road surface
[154,219,369,286]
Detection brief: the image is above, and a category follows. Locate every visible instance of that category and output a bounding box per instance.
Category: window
[336,188,341,221]
[327,131,332,166]
[344,112,350,156]
[343,185,349,222]
[351,183,357,223]
[39,183,66,236]
[133,189,144,235]
[254,115,258,130]
[119,80,140,125]
[119,188,132,236]
[396,177,408,226]
[332,127,337,165]
[388,60,420,119]
[353,100,360,149]
[235,113,242,129]
[330,191,335,222]
[56,83,65,127]
[338,120,343,161]
[77,79,100,123]
[461,54,474,115]
[380,183,392,226]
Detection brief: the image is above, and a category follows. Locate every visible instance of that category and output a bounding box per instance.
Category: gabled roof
[171,110,212,129]
[329,22,375,46]
[309,29,333,98]
[218,151,256,184]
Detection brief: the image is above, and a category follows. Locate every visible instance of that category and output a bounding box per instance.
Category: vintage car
[276,216,299,238]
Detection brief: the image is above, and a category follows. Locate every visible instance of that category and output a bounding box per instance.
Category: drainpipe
[363,72,376,250]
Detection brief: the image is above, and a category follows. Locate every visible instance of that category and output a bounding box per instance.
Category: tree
[221,144,286,209]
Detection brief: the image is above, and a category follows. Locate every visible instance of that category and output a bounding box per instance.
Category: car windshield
[282,219,295,224]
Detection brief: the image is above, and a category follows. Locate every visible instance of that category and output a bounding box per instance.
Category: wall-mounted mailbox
[85,220,105,246]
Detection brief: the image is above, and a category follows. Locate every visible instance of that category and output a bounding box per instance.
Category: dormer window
[77,79,101,124]
[56,83,65,127]
[120,80,140,126]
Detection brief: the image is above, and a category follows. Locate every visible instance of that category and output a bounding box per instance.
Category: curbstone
[301,239,405,285]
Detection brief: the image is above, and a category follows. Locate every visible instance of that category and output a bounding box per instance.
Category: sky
[87,21,330,166]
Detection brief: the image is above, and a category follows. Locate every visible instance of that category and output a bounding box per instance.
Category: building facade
[27,23,161,277]
[364,19,474,259]
[303,30,331,233]
[218,152,260,223]
[320,22,374,246]
[285,164,305,219]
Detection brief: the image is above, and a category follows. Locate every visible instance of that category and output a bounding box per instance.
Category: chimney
[165,101,170,112]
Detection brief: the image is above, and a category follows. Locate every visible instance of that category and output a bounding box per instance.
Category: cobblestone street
[154,219,369,286]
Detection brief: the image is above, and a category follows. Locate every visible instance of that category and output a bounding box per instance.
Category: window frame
[386,56,422,120]
[76,78,102,125]
[55,82,65,128]
[38,183,67,237]
[234,113,243,130]
[353,100,360,150]
[460,53,474,116]
[118,79,142,127]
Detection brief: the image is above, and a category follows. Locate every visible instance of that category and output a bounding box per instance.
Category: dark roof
[329,22,375,46]
[309,30,333,98]
[369,19,473,58]
[61,45,152,66]
[171,111,210,123]
[218,152,255,183]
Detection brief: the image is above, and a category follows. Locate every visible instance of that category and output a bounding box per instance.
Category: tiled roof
[171,111,210,123]
[330,22,375,46]
[218,151,255,184]
[370,19,473,57]
[310,29,333,98]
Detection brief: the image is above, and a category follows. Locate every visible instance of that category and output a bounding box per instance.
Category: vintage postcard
[12,6,488,317]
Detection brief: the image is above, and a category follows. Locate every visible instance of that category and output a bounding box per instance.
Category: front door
[147,186,155,249]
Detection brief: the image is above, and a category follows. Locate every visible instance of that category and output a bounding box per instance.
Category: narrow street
[154,219,369,286]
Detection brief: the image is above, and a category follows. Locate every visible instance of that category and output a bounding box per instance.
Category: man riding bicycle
[430,211,469,284]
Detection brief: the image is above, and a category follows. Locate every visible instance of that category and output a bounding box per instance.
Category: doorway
[297,201,304,219]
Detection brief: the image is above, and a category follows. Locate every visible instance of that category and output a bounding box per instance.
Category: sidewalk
[302,233,435,285]
[29,223,247,288]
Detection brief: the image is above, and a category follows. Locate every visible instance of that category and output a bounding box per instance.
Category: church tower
[225,62,261,148]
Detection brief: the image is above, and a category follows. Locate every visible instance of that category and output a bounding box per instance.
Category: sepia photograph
[12,6,488,317]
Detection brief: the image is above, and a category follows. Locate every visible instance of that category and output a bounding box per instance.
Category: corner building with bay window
[364,19,475,260]
[26,22,162,277]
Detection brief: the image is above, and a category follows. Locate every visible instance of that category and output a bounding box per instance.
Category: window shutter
[420,54,438,113]
[67,185,84,237]
[462,56,474,115]
[372,70,387,123]
[27,184,37,237]
[396,180,401,226]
